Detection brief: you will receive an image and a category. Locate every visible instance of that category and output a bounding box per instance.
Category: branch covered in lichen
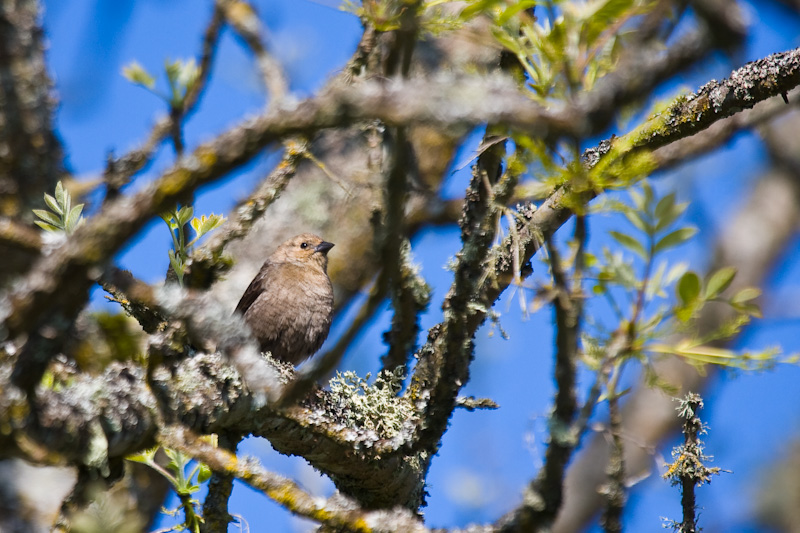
[160,425,429,533]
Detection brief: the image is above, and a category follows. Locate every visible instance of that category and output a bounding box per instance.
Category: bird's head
[272,233,334,272]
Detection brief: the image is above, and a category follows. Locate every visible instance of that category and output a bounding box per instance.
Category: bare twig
[220,0,289,102]
[500,217,586,531]
[104,4,225,197]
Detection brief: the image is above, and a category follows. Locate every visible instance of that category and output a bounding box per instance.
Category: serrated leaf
[65,204,84,234]
[677,271,701,306]
[127,446,159,464]
[653,227,697,254]
[200,214,224,235]
[731,287,761,304]
[122,61,156,89]
[33,209,62,227]
[44,193,62,215]
[705,266,736,299]
[609,230,647,259]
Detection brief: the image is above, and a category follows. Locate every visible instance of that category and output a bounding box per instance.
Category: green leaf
[653,227,697,254]
[645,261,666,300]
[731,287,761,304]
[705,266,737,299]
[176,205,194,226]
[654,192,676,221]
[168,249,183,270]
[200,214,224,235]
[675,304,695,323]
[609,230,647,259]
[655,201,688,232]
[197,463,212,484]
[33,209,62,227]
[460,0,504,21]
[623,207,650,233]
[34,220,61,232]
[629,189,645,212]
[497,0,539,25]
[127,446,159,465]
[642,181,654,210]
[55,181,66,209]
[164,59,182,84]
[44,193,62,215]
[583,0,635,46]
[592,283,607,295]
[677,271,701,306]
[732,301,762,318]
[122,61,156,89]
[65,204,84,234]
[176,58,199,91]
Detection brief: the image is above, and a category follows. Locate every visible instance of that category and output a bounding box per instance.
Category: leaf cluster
[122,58,200,109]
[161,207,225,286]
[128,444,213,533]
[482,0,657,100]
[585,182,775,376]
[33,181,85,235]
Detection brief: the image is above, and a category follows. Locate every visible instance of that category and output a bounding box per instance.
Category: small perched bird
[235,233,334,365]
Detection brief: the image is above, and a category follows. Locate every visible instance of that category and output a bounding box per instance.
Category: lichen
[327,369,415,438]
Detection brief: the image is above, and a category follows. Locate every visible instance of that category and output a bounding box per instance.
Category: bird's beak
[315,241,334,254]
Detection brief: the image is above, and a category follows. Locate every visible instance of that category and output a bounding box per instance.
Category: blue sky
[42,1,800,531]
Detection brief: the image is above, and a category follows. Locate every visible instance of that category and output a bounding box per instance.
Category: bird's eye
[300,242,308,249]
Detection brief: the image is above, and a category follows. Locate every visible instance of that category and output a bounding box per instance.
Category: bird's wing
[234,264,269,315]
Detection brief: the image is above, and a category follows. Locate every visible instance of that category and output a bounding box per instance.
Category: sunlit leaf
[623,207,650,233]
[653,227,697,254]
[122,61,156,89]
[655,201,688,232]
[33,209,62,227]
[497,0,539,25]
[44,193,62,215]
[34,221,61,232]
[65,204,84,234]
[609,230,647,259]
[731,287,761,304]
[705,266,736,299]
[197,463,212,483]
[176,205,194,226]
[677,271,701,306]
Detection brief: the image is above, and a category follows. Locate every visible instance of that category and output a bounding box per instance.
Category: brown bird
[235,233,334,365]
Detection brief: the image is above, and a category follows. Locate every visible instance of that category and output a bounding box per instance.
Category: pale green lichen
[328,369,414,438]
